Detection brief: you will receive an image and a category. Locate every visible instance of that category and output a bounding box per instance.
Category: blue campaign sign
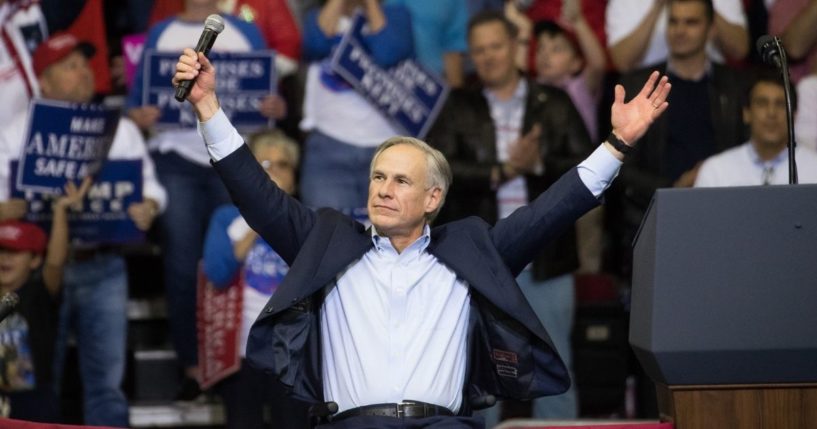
[143,50,276,132]
[329,13,449,138]
[11,160,145,245]
[16,100,119,195]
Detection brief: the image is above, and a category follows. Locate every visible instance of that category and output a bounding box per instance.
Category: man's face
[666,1,712,60]
[254,145,296,195]
[745,81,788,150]
[39,51,94,103]
[0,249,40,290]
[367,144,441,239]
[469,21,518,89]
[535,33,582,84]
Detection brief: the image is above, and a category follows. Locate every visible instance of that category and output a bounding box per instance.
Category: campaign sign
[142,50,276,132]
[197,268,242,390]
[11,160,145,245]
[16,100,118,195]
[330,13,449,139]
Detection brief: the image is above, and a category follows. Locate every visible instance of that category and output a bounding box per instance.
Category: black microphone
[756,35,783,69]
[174,14,225,102]
[0,292,20,324]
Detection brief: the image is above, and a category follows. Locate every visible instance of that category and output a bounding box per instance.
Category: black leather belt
[331,400,454,421]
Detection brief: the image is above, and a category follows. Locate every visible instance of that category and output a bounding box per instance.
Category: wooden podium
[656,383,817,428]
[629,186,817,429]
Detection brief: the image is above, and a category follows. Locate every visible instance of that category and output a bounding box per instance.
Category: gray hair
[369,136,452,223]
[248,129,300,166]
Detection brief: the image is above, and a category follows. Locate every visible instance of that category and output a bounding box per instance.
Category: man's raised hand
[172,48,220,121]
[610,71,671,147]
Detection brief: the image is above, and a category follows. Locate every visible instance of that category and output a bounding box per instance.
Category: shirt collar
[370,224,432,255]
[666,60,713,82]
[483,78,528,105]
[747,141,788,168]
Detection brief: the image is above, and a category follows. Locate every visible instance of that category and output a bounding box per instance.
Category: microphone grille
[756,34,776,56]
[204,14,225,34]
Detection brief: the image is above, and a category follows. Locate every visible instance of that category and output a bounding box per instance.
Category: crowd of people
[0,0,815,427]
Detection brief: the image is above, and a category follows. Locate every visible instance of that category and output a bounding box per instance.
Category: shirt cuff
[198,108,244,162]
[577,144,623,197]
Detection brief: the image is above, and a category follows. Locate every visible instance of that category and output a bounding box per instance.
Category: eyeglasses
[260,160,293,171]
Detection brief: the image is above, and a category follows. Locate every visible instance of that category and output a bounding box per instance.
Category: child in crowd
[0,179,90,422]
[533,0,605,142]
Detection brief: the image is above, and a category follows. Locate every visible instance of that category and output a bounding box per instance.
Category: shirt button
[266,306,274,313]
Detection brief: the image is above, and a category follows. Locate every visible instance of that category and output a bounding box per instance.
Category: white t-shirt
[694,142,817,187]
[606,0,747,67]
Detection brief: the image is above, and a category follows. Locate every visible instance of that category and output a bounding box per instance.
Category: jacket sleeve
[490,168,600,275]
[212,144,316,266]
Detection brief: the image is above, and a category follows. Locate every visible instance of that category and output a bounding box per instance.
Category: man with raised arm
[172,48,670,428]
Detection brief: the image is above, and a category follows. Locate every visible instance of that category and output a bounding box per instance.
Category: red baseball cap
[0,220,47,254]
[32,32,96,77]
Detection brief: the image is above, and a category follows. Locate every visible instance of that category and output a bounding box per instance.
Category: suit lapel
[428,227,548,341]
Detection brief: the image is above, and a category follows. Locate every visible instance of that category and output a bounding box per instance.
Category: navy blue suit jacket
[212,144,600,410]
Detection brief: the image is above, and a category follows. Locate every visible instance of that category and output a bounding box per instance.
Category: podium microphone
[756,35,798,184]
[174,14,225,102]
[0,292,19,324]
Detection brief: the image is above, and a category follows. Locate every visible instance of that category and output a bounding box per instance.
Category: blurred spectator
[527,0,608,53]
[147,0,301,78]
[125,0,270,399]
[0,183,87,422]
[534,11,605,141]
[606,0,749,72]
[696,68,817,185]
[428,11,594,424]
[0,0,47,125]
[384,0,469,87]
[771,0,817,82]
[0,32,166,426]
[611,0,746,276]
[795,68,817,151]
[298,0,412,211]
[203,130,309,429]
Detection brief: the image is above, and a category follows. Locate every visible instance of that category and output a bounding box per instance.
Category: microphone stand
[775,38,798,184]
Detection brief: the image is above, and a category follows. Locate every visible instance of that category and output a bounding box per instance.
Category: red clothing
[148,0,300,60]
[525,0,611,72]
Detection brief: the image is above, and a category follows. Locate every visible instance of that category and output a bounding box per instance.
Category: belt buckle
[396,403,405,418]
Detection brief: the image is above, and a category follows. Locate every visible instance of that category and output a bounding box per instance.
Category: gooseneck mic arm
[756,35,798,185]
[174,14,225,102]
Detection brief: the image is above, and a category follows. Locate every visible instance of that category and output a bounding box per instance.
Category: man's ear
[425,187,443,215]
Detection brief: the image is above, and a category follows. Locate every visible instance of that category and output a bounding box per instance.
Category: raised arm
[172,49,316,264]
[44,178,92,296]
[607,0,666,72]
[491,72,671,272]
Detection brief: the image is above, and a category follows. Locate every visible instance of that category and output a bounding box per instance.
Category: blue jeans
[476,272,577,426]
[54,253,129,427]
[299,131,376,211]
[154,152,231,368]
